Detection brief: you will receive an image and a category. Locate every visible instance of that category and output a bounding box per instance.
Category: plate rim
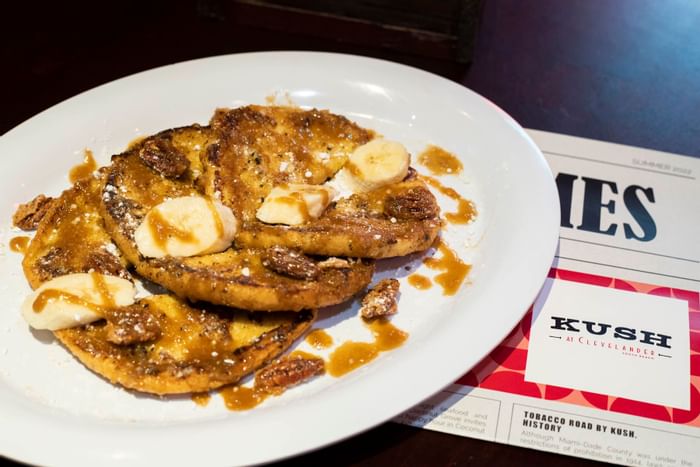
[0,51,560,467]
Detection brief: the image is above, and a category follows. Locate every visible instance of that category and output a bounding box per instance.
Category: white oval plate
[0,52,558,467]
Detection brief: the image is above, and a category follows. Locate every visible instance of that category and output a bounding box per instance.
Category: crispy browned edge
[55,307,316,395]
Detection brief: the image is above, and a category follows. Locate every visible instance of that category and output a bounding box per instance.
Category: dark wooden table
[3,0,698,465]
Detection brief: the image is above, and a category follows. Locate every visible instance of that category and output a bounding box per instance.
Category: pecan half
[360,278,400,319]
[138,137,190,178]
[262,245,319,280]
[104,303,161,345]
[85,250,130,279]
[384,187,439,220]
[255,355,325,395]
[35,247,71,280]
[12,194,54,230]
[404,167,418,181]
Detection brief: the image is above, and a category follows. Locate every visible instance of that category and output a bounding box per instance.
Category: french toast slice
[21,164,315,394]
[234,176,441,257]
[23,174,131,289]
[56,297,315,395]
[202,105,441,258]
[100,125,374,311]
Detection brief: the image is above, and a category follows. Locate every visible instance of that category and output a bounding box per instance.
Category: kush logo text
[550,316,672,349]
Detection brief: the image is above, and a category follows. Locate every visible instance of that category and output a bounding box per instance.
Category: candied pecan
[404,167,418,181]
[255,355,325,395]
[36,247,70,280]
[12,194,54,230]
[85,250,130,279]
[138,137,190,178]
[384,187,439,220]
[360,278,400,319]
[262,245,319,280]
[196,312,231,342]
[101,187,144,237]
[105,303,161,345]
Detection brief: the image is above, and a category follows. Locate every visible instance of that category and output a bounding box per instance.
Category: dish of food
[0,52,559,466]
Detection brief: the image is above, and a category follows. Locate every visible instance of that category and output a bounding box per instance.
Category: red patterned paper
[456,268,700,426]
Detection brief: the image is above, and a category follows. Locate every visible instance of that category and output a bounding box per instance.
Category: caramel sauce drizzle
[69,149,97,184]
[417,145,463,176]
[154,314,234,364]
[421,175,476,224]
[33,290,73,313]
[423,239,470,296]
[32,290,99,314]
[275,185,332,223]
[219,348,327,411]
[327,342,377,377]
[316,188,330,207]
[289,192,311,219]
[191,392,211,407]
[299,186,331,208]
[216,320,408,409]
[407,274,433,290]
[345,160,362,178]
[9,236,30,254]
[32,272,116,314]
[206,200,224,237]
[264,92,295,106]
[147,209,195,248]
[327,319,408,377]
[305,329,333,349]
[276,195,310,222]
[220,385,268,411]
[91,272,116,308]
[368,319,408,351]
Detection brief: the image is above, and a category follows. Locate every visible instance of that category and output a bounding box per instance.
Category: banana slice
[21,273,136,331]
[256,184,337,225]
[134,196,237,258]
[335,139,410,192]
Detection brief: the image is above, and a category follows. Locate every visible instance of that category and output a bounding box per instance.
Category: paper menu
[395,130,700,465]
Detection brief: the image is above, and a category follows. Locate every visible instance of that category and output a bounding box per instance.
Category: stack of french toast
[14,105,441,396]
